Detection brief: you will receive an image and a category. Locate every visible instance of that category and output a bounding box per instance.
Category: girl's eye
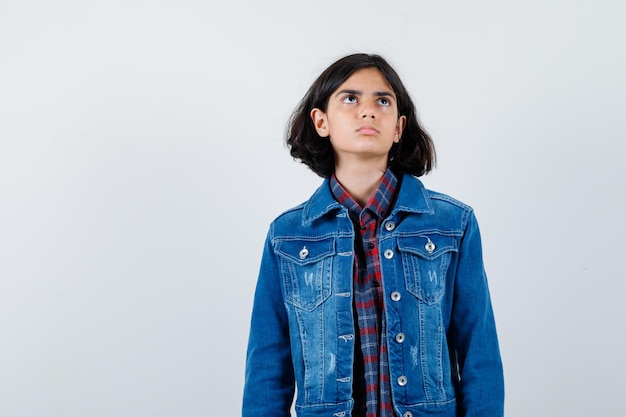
[342,95,357,104]
[377,97,391,106]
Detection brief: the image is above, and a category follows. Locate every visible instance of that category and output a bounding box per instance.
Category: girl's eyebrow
[335,89,396,98]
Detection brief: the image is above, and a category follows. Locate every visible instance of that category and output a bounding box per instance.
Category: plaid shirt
[331,170,399,417]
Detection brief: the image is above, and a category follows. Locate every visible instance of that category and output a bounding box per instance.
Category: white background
[1,1,624,416]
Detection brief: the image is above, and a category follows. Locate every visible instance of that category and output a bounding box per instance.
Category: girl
[243,53,504,417]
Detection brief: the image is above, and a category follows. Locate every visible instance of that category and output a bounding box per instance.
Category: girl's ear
[310,108,330,138]
[394,115,407,143]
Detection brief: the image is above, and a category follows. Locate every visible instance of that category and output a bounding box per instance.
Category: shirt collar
[301,173,434,225]
[330,169,399,226]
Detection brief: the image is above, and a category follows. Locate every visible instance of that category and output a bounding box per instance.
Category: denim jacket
[243,174,504,417]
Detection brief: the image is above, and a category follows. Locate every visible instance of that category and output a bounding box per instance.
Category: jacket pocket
[398,234,458,305]
[275,237,335,311]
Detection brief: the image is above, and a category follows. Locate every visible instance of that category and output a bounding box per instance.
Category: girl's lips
[357,125,379,134]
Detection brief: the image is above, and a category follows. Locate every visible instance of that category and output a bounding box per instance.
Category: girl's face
[310,67,406,170]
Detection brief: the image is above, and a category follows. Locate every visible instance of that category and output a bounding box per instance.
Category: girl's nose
[360,106,375,119]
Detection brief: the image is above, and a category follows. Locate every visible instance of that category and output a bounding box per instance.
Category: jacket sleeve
[450,211,505,417]
[242,227,295,416]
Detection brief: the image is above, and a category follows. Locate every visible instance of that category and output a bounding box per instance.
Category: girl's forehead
[335,67,394,92]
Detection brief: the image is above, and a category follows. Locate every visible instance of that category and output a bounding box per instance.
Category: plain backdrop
[1,1,624,416]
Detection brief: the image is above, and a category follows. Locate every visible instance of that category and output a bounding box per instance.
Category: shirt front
[331,169,399,417]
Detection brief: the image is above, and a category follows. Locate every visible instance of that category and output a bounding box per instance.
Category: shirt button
[367,242,375,249]
[391,291,401,301]
[383,249,394,259]
[395,333,405,343]
[384,221,395,231]
[372,281,380,288]
[397,375,408,386]
[403,412,413,417]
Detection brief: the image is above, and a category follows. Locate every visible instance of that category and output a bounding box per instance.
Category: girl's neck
[334,161,387,207]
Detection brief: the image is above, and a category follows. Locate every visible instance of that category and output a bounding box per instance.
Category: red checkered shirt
[330,169,399,417]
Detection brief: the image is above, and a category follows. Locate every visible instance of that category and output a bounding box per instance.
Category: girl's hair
[286,53,436,178]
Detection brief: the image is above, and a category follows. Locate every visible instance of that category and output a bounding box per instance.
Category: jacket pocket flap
[275,238,336,265]
[398,235,457,260]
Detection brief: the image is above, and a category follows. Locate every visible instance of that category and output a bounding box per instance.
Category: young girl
[242,53,504,417]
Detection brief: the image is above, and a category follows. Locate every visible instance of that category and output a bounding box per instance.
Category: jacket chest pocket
[275,238,335,311]
[398,235,458,305]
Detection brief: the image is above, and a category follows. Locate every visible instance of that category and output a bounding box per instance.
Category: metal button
[403,412,413,417]
[395,333,405,343]
[299,246,309,259]
[425,238,435,254]
[391,291,401,302]
[384,221,395,231]
[383,249,394,259]
[397,375,408,386]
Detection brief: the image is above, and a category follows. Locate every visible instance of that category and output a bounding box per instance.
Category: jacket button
[383,249,394,259]
[395,333,405,343]
[391,292,401,302]
[425,239,435,254]
[397,375,408,386]
[384,221,395,231]
[299,246,309,259]
[403,412,413,417]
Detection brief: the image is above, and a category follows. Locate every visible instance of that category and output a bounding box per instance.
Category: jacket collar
[302,174,434,225]
[391,174,434,216]
[301,179,343,225]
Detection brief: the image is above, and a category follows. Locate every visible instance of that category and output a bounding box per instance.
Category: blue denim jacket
[243,174,504,417]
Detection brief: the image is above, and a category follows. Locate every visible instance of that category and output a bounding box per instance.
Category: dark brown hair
[286,53,436,178]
